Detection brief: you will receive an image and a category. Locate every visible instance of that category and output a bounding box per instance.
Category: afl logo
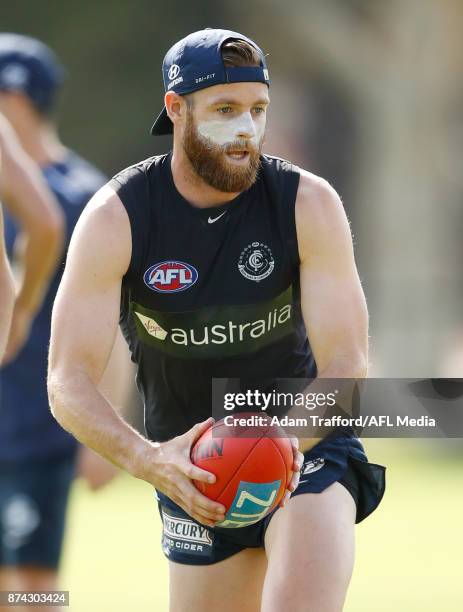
[168,64,180,80]
[144,261,198,293]
[238,242,274,282]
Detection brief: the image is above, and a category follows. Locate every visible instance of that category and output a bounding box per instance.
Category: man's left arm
[295,171,369,451]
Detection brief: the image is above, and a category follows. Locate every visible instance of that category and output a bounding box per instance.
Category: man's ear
[165,91,187,128]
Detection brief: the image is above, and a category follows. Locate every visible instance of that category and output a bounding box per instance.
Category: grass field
[60,440,463,611]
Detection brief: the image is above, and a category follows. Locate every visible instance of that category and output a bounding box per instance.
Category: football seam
[212,434,264,501]
[217,435,286,507]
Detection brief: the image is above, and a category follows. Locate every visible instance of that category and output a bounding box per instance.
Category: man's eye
[253,107,265,114]
[218,106,232,114]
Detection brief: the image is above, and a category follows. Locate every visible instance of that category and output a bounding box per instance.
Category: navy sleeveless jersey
[111,153,317,442]
[0,152,106,463]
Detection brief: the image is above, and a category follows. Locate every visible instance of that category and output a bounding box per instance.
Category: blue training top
[0,151,105,463]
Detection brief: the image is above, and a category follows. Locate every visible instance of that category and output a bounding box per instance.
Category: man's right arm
[47,186,225,526]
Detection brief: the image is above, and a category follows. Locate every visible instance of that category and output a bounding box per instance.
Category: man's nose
[235,112,256,140]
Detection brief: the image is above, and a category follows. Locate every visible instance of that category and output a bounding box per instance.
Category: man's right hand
[138,417,226,527]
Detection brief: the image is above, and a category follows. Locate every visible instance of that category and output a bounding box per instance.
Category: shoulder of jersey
[260,153,301,175]
[111,154,169,183]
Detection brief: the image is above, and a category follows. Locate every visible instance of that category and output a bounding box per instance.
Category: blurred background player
[0,34,131,601]
[0,112,63,362]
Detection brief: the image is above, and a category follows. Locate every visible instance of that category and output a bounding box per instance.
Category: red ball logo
[144,261,198,293]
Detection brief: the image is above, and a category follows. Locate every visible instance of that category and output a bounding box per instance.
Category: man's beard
[182,111,263,193]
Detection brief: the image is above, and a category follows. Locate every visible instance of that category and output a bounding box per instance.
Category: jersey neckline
[162,151,254,218]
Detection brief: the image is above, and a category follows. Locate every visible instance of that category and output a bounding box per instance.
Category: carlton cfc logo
[238,242,274,282]
[144,261,198,293]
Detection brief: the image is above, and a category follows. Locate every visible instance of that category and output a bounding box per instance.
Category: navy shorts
[0,453,76,569]
[155,432,386,565]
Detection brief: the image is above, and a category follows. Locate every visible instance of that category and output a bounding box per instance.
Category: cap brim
[150,106,173,135]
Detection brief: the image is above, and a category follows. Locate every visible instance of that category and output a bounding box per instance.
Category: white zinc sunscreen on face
[197,113,264,147]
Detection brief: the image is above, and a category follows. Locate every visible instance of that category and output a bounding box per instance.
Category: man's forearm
[48,369,155,481]
[0,262,15,358]
[318,355,368,380]
[294,357,367,453]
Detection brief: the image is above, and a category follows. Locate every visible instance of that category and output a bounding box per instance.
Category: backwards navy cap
[0,33,65,115]
[151,28,269,136]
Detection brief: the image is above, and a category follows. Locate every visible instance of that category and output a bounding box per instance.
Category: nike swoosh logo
[208,211,227,224]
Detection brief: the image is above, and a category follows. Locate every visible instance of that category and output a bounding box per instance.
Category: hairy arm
[48,187,225,525]
[48,186,149,470]
[0,115,64,361]
[297,171,368,376]
[295,172,369,450]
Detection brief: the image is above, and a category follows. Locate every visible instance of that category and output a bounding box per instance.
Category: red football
[191,414,293,528]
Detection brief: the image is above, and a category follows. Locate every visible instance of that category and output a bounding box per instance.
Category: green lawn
[60,440,463,611]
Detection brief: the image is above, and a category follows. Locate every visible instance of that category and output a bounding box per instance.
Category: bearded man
[48,29,385,612]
